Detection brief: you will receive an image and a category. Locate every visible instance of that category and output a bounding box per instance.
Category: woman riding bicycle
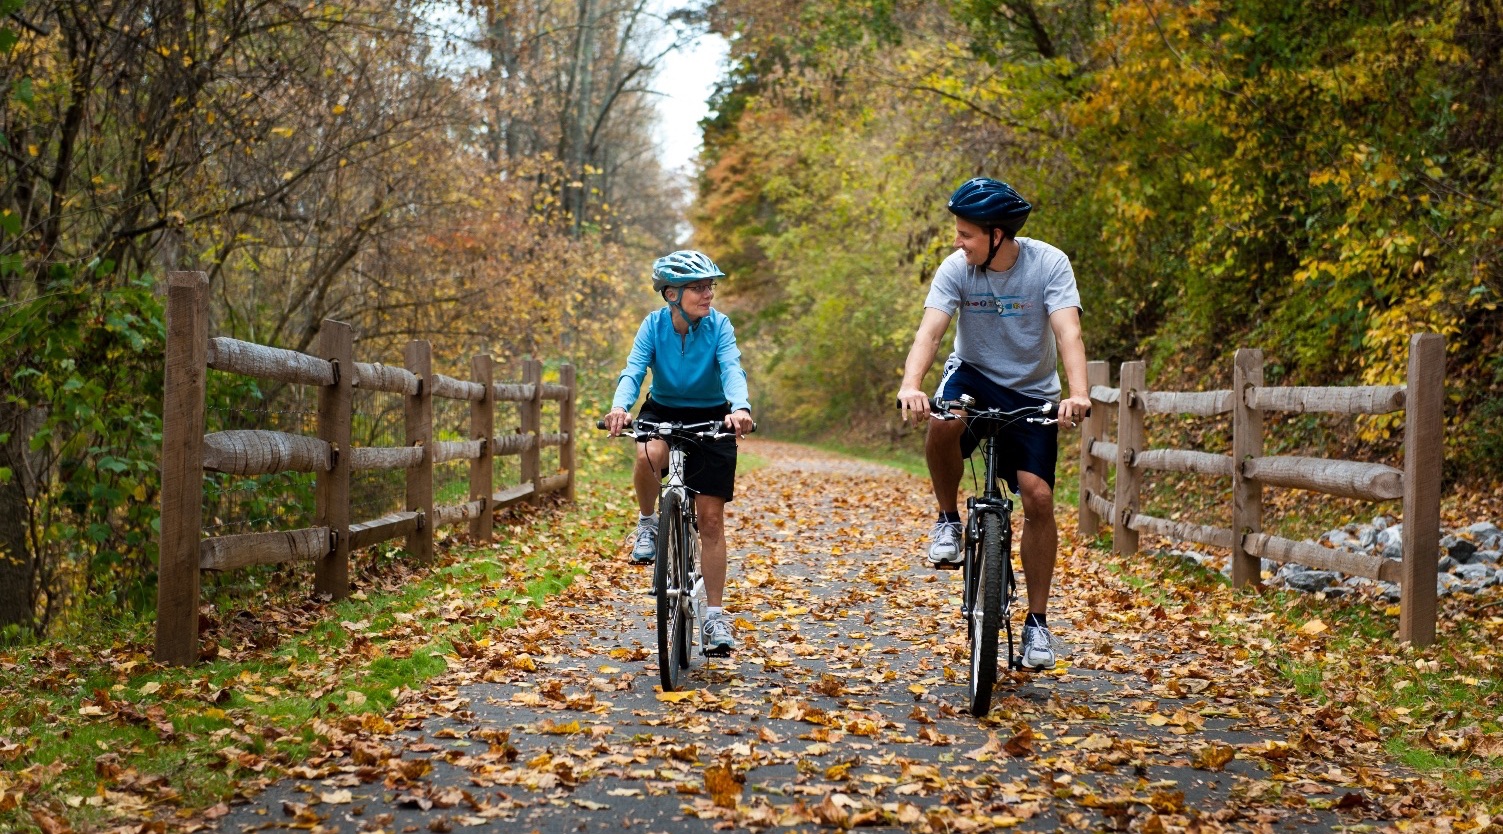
[603,249,755,656]
[895,177,1091,671]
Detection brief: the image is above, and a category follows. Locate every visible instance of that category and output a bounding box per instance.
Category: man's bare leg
[1016,471,1057,616]
[925,416,967,513]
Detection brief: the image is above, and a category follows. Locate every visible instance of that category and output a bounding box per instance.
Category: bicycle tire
[967,512,1006,717]
[656,490,690,691]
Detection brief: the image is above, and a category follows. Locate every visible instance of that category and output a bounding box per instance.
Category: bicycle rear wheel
[967,513,1006,717]
[655,491,691,691]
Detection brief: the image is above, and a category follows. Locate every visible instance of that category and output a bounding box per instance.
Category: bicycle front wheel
[655,490,691,691]
[967,513,1007,717]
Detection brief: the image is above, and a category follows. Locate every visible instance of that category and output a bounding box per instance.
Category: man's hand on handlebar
[724,408,754,440]
[603,407,632,437]
[1057,394,1092,429]
[896,387,931,423]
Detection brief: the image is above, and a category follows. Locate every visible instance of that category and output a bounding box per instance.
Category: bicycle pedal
[929,560,962,571]
[702,647,734,658]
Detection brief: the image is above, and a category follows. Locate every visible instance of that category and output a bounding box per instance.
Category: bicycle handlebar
[595,417,756,441]
[894,396,1089,425]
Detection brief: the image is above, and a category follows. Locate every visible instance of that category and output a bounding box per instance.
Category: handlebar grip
[894,397,943,412]
[596,419,607,430]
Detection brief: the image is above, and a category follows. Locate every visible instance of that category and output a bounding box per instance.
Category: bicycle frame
[599,417,742,690]
[929,396,1058,714]
[653,435,703,642]
[961,428,1018,669]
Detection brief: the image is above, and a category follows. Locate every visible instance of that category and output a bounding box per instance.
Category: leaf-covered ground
[199,442,1497,833]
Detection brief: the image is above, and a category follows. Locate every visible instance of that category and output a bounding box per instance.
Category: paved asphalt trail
[215,442,1405,833]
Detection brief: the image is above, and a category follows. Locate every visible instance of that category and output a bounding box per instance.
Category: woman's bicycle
[928,395,1066,716]
[597,417,750,692]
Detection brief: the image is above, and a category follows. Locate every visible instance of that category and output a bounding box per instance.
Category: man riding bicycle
[896,178,1090,671]
[603,249,755,656]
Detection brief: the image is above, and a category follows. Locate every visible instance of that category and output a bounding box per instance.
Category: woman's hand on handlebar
[896,387,931,423]
[724,408,755,440]
[603,407,632,437]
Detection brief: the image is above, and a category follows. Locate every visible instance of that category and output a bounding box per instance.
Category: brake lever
[702,421,758,440]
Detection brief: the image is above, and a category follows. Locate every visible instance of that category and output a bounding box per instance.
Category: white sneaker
[702,616,736,656]
[1021,623,1056,670]
[630,517,657,564]
[927,521,963,565]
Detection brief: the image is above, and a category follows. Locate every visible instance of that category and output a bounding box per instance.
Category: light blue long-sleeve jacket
[611,307,752,414]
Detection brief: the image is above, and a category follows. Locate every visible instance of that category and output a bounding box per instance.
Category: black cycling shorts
[937,359,1059,492]
[636,396,738,502]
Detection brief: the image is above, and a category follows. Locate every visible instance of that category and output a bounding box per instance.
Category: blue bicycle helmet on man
[947,178,1032,273]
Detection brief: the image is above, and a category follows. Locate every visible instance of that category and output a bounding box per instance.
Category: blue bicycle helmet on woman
[652,249,725,326]
[947,177,1032,271]
[652,250,725,292]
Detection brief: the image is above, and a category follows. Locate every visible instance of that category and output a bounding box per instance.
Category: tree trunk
[0,399,38,634]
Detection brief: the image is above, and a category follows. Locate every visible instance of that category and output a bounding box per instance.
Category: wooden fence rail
[156,271,578,664]
[1078,333,1445,647]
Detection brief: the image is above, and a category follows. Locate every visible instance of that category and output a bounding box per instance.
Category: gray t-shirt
[923,238,1081,400]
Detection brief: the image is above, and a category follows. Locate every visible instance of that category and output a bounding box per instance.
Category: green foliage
[0,265,166,636]
[700,0,1502,474]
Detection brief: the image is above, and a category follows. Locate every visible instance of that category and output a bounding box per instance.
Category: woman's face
[671,280,716,317]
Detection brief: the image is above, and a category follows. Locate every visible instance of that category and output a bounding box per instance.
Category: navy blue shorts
[937,359,1059,492]
[636,397,738,501]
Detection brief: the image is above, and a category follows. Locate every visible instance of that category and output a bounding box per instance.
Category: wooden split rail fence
[1077,333,1445,647]
[156,271,577,664]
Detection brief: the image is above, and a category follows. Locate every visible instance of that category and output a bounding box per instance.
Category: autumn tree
[695,0,1502,471]
[0,0,694,636]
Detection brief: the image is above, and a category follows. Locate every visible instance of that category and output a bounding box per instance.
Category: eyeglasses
[682,281,717,294]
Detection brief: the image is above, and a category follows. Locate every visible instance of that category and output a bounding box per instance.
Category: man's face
[953,218,997,267]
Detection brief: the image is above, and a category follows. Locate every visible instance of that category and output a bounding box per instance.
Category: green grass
[0,452,638,834]
[739,449,769,474]
[807,438,929,477]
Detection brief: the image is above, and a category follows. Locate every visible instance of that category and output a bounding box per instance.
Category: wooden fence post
[1113,361,1146,556]
[314,320,353,598]
[406,340,434,563]
[1400,333,1444,647]
[521,358,543,501]
[470,354,494,542]
[156,271,209,665]
[1078,360,1110,539]
[559,364,576,502]
[1231,348,1264,588]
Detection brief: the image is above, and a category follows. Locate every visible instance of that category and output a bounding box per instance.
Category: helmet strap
[978,227,1002,273]
[665,289,703,330]
[979,228,1016,273]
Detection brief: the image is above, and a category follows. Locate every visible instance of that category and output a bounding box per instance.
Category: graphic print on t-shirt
[961,291,1030,318]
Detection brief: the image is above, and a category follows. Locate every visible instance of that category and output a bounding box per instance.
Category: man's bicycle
[928,395,1066,716]
[597,417,751,692]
